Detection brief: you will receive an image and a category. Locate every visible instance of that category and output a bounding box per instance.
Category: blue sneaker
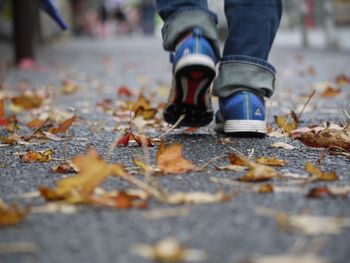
[215,91,267,135]
[163,27,218,127]
[39,0,68,30]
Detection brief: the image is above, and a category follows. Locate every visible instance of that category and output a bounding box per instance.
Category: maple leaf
[48,115,76,134]
[26,118,48,129]
[156,142,199,174]
[0,201,29,227]
[304,162,337,181]
[274,111,299,133]
[19,149,53,162]
[291,124,350,151]
[131,94,158,120]
[39,148,126,203]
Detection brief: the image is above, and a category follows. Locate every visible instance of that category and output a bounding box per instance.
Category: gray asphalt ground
[1,36,350,263]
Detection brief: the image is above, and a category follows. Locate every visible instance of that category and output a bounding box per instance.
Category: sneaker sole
[217,120,267,135]
[164,55,216,127]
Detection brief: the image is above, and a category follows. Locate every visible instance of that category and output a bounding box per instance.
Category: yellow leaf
[0,201,29,227]
[274,111,299,133]
[304,162,337,181]
[256,157,287,167]
[19,149,53,162]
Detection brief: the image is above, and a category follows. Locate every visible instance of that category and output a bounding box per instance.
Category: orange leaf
[48,115,76,134]
[26,118,48,129]
[19,149,53,162]
[156,142,198,174]
[320,86,341,97]
[0,202,29,227]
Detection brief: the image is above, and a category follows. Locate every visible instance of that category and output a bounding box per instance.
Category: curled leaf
[256,157,287,167]
[304,162,337,181]
[274,111,299,133]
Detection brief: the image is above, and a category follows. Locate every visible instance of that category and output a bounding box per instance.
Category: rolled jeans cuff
[161,9,219,55]
[213,56,276,98]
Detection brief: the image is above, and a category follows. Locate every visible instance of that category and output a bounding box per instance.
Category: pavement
[0,35,350,263]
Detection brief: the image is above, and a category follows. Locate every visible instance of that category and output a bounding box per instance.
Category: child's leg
[156,1,220,127]
[214,0,282,134]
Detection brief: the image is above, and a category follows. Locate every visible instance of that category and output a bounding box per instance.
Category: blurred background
[0,0,349,64]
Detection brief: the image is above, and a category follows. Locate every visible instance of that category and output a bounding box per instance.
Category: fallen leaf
[116,132,154,147]
[274,111,299,133]
[156,142,199,174]
[19,149,53,162]
[258,184,274,193]
[320,86,341,97]
[62,80,79,95]
[117,86,134,97]
[256,206,350,235]
[291,124,350,151]
[89,190,148,209]
[271,142,295,150]
[256,157,287,167]
[132,237,206,262]
[335,74,350,85]
[304,162,337,181]
[11,94,42,110]
[39,148,126,203]
[166,191,231,205]
[48,115,76,134]
[229,153,279,182]
[51,161,77,173]
[0,201,29,227]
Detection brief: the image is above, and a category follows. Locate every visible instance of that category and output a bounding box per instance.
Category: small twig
[159,114,185,138]
[200,155,226,169]
[297,89,316,120]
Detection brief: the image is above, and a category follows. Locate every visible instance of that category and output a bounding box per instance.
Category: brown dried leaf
[11,94,42,110]
[39,148,126,203]
[62,80,79,95]
[304,162,337,181]
[0,201,29,227]
[48,115,76,134]
[19,149,53,162]
[243,254,329,263]
[335,74,350,85]
[116,133,131,146]
[291,124,350,151]
[156,142,199,174]
[256,157,287,167]
[320,86,341,97]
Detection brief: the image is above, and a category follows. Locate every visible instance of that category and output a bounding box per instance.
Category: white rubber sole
[174,54,216,74]
[221,120,267,134]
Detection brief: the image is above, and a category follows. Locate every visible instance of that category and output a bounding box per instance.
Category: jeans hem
[213,60,276,98]
[161,9,219,55]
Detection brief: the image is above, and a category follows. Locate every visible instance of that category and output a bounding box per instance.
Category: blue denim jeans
[156,0,282,98]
